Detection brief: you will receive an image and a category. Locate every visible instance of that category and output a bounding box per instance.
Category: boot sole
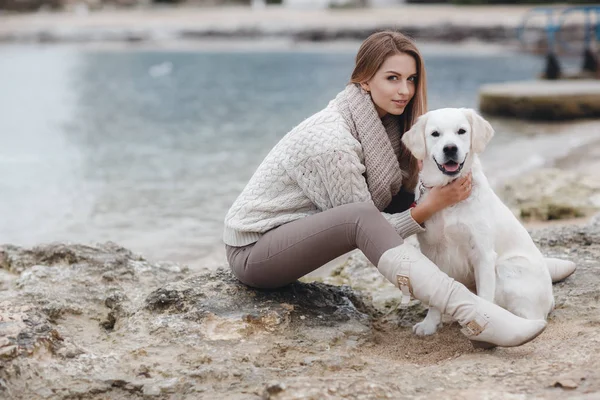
[470,322,547,349]
[470,340,497,350]
[552,268,576,283]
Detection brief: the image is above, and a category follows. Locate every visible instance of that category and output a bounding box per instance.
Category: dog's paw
[412,320,440,336]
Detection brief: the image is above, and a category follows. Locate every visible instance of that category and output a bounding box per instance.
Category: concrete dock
[479,80,600,120]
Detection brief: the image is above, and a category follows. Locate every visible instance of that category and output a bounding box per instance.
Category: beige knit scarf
[335,83,405,211]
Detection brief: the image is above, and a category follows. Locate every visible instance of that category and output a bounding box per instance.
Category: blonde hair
[350,30,427,192]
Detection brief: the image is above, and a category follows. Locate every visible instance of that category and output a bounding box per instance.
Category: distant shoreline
[0,5,575,47]
[0,37,524,55]
[0,23,522,46]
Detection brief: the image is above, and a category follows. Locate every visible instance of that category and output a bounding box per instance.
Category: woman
[223,31,547,347]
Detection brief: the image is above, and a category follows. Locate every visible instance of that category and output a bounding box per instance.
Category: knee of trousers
[331,202,383,240]
[344,202,381,219]
[347,202,384,228]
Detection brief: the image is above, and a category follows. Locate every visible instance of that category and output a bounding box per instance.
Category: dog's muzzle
[433,155,466,176]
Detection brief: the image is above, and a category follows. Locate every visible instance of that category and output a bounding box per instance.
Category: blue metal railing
[517,6,562,53]
[557,6,600,52]
[518,6,600,79]
[518,5,600,53]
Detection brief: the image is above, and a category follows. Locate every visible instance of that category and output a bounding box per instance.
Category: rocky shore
[1,212,599,399]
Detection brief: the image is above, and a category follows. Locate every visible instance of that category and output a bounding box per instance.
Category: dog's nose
[443,145,458,156]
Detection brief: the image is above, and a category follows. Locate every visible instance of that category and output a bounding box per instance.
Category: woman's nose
[398,80,409,95]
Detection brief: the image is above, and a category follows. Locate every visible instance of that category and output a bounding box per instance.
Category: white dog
[401,108,559,337]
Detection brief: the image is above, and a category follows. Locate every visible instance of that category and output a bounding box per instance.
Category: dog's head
[401,108,494,184]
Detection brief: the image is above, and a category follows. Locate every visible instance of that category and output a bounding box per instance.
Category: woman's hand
[426,173,472,213]
[410,173,472,225]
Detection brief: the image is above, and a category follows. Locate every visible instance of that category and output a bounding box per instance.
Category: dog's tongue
[444,163,459,172]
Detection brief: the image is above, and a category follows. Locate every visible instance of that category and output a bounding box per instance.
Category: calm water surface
[1,44,597,269]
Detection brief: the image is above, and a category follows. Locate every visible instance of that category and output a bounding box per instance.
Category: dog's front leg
[413,307,442,336]
[471,240,498,303]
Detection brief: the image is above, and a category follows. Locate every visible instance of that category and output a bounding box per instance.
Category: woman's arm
[381,210,425,239]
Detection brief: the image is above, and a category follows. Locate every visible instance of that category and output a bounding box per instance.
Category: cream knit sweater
[223,89,424,247]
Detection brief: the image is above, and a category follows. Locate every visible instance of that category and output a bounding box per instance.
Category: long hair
[350,30,427,192]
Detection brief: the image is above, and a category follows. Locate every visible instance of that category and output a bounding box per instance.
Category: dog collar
[418,182,434,197]
[419,176,463,195]
[418,178,464,199]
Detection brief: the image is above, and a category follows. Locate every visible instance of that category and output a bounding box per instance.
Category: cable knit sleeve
[287,149,424,239]
[381,210,425,239]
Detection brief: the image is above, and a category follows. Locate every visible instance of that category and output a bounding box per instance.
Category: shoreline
[0,37,525,55]
[0,4,575,46]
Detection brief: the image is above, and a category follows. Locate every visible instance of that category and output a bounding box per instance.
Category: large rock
[497,168,600,221]
[1,225,600,399]
[0,242,383,399]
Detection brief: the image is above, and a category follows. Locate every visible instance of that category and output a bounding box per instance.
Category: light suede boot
[378,243,547,348]
[545,257,576,283]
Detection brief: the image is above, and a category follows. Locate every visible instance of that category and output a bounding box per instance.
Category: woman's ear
[360,82,370,93]
[401,114,428,160]
[461,108,494,154]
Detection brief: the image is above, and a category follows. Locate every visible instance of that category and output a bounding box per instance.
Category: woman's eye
[431,131,440,137]
[458,128,466,135]
[387,76,398,81]
[408,76,418,82]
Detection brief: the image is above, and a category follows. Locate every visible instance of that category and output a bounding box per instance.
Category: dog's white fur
[402,108,554,336]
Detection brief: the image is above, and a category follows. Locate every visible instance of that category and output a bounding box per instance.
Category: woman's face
[361,53,417,118]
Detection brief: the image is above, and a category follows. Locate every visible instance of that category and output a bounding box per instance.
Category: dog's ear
[402,114,428,160]
[462,108,494,154]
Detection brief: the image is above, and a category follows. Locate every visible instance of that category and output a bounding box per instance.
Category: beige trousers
[226,190,414,289]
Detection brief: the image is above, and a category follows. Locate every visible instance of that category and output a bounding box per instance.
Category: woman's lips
[393,100,408,107]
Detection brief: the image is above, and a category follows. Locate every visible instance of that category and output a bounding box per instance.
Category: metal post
[582,7,598,75]
[545,8,561,80]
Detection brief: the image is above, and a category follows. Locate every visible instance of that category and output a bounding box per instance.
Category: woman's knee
[344,203,386,232]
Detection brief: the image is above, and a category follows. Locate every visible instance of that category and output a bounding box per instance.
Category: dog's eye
[431,131,440,137]
[458,129,466,135]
